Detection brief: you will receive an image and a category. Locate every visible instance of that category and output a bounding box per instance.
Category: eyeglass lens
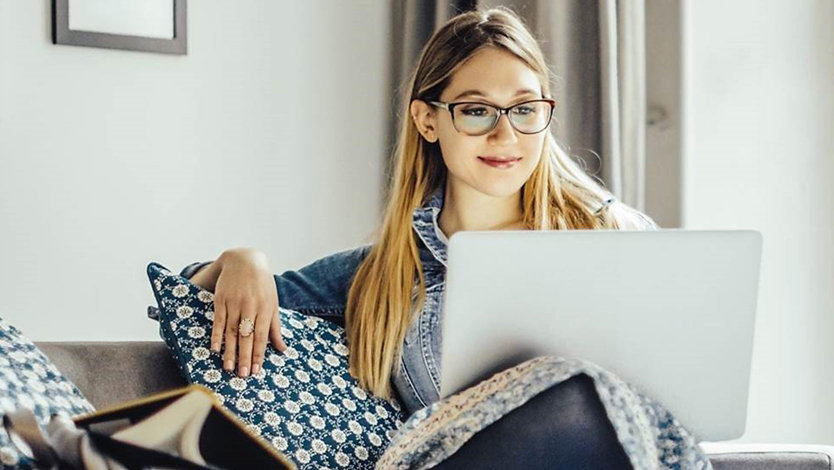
[453,101,552,135]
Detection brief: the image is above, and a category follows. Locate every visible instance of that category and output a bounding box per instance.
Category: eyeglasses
[429,99,556,136]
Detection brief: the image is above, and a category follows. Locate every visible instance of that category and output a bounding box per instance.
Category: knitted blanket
[376,355,712,470]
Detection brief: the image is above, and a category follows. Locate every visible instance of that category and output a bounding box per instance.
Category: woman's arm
[192,248,281,378]
[181,244,373,318]
[176,244,373,377]
[272,243,373,327]
[187,260,221,291]
[180,244,372,348]
[183,249,265,292]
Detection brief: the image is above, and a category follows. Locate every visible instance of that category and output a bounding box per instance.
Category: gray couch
[36,341,834,470]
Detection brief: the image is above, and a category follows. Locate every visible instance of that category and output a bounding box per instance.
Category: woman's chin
[471,181,526,199]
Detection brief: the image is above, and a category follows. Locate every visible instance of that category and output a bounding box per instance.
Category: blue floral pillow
[146,263,406,470]
[0,317,95,470]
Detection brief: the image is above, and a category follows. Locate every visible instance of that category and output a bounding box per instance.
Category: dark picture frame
[52,0,187,55]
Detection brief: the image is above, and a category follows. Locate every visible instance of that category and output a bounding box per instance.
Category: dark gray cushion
[35,341,186,409]
[710,452,832,470]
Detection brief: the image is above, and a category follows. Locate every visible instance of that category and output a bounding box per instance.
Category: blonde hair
[345,6,652,399]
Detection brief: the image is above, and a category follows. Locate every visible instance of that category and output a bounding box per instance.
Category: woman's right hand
[192,248,287,377]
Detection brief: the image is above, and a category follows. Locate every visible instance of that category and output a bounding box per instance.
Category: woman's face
[411,47,548,199]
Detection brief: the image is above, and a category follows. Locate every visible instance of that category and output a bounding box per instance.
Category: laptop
[439,229,762,441]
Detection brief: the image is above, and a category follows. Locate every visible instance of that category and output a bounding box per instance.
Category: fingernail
[211,342,220,352]
[224,360,234,371]
[252,364,260,375]
[240,366,249,377]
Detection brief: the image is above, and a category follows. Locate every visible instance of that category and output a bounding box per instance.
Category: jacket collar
[411,185,448,267]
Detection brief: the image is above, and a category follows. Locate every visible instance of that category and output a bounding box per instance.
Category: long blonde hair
[345,6,652,399]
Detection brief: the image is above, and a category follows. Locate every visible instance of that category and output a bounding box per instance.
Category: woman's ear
[410,100,438,143]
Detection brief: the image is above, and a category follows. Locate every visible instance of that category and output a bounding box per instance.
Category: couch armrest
[702,443,834,470]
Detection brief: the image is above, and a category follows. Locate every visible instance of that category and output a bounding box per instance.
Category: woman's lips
[478,156,522,168]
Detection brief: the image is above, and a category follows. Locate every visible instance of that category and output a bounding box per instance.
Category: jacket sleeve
[274,244,373,327]
[180,261,212,279]
[179,244,373,327]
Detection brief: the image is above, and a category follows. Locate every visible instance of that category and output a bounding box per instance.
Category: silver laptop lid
[439,230,762,441]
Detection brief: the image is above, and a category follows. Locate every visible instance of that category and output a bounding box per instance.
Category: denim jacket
[181,187,657,415]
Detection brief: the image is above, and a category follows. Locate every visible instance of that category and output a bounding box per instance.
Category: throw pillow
[0,317,95,470]
[146,262,405,470]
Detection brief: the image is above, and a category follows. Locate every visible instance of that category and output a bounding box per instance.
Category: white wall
[0,1,390,340]
[682,0,834,444]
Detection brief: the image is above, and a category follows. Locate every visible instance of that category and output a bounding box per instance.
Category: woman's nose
[487,113,519,145]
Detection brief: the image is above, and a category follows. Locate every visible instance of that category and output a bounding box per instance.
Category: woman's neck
[438,183,525,238]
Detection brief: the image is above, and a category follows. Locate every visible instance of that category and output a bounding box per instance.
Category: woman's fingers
[211,251,280,377]
[269,308,287,352]
[236,303,257,377]
[250,309,272,375]
[223,305,240,373]
[210,297,227,353]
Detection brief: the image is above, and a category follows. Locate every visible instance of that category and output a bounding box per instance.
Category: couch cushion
[710,452,832,470]
[146,262,406,470]
[35,341,186,409]
[0,317,95,470]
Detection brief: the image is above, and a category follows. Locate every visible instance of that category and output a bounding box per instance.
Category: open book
[73,385,295,470]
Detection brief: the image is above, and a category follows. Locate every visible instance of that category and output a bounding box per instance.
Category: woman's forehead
[442,48,542,102]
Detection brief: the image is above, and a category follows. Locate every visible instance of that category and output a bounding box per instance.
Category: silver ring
[238,318,255,337]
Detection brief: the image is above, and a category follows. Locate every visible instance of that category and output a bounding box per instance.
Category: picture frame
[52,0,187,55]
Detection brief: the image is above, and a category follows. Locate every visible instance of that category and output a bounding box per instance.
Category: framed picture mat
[52,0,187,55]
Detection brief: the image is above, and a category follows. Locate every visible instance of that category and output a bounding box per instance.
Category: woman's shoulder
[600,198,660,230]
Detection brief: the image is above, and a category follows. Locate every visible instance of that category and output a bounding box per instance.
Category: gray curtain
[384,0,476,182]
[387,0,647,211]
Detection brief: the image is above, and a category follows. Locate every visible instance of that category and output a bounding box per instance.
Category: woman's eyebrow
[451,88,540,101]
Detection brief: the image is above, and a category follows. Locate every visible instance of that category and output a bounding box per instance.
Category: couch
[35,341,834,470]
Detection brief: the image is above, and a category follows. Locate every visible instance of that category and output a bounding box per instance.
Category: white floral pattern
[147,263,405,470]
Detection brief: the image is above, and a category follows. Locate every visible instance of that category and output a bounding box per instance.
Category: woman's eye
[460,106,490,117]
[512,106,535,115]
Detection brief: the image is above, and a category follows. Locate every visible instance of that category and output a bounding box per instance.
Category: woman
[185,7,709,469]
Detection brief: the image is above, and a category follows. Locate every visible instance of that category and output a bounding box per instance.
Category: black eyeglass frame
[428,98,556,136]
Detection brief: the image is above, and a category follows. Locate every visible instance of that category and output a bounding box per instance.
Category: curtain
[384,0,477,182]
[387,0,648,211]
